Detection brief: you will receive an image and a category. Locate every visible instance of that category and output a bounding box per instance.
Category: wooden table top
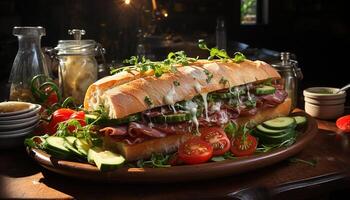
[1,113,350,199]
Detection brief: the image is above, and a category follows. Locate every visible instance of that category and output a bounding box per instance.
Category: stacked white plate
[0,101,41,149]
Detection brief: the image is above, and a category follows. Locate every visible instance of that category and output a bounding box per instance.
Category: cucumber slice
[46,136,71,155]
[74,138,91,156]
[45,146,71,159]
[63,137,85,158]
[86,113,141,125]
[88,148,125,171]
[253,129,296,145]
[262,117,296,130]
[151,112,192,123]
[293,116,307,126]
[256,125,288,135]
[256,85,276,95]
[87,147,102,164]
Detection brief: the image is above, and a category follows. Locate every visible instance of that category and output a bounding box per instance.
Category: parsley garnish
[144,96,153,107]
[111,51,197,78]
[219,77,228,85]
[198,39,246,63]
[136,153,171,168]
[204,69,213,83]
[173,80,180,87]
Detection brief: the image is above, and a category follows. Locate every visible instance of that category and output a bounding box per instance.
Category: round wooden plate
[27,111,318,183]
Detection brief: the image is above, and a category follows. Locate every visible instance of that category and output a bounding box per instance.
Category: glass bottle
[216,17,227,50]
[54,29,101,105]
[9,26,49,102]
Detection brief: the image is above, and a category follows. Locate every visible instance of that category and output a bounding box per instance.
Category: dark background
[0,0,349,105]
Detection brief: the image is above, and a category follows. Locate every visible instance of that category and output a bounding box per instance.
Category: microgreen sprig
[198,39,246,63]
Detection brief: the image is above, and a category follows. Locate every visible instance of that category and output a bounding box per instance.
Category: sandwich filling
[99,81,288,145]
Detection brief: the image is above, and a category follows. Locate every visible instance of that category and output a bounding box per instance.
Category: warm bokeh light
[125,0,130,5]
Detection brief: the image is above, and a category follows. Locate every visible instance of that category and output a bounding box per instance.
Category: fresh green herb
[211,152,236,162]
[136,153,171,168]
[244,99,257,108]
[232,52,246,63]
[198,39,246,63]
[111,51,197,78]
[24,134,49,149]
[224,121,237,138]
[144,96,153,107]
[255,136,297,153]
[219,77,229,86]
[262,78,273,86]
[173,80,180,87]
[289,157,317,167]
[204,69,213,83]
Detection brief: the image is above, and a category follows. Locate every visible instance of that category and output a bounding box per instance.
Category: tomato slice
[336,115,350,132]
[48,108,75,134]
[230,133,257,157]
[200,126,230,156]
[178,137,213,165]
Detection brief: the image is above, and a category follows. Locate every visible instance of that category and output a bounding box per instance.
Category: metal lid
[54,29,97,56]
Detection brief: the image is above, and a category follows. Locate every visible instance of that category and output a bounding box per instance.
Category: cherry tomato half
[230,133,257,157]
[48,108,75,134]
[200,126,230,156]
[178,137,213,165]
[336,115,350,132]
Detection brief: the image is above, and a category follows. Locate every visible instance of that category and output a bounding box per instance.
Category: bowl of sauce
[303,87,346,119]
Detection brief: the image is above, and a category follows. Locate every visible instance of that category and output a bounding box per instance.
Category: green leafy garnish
[244,99,257,108]
[144,96,153,107]
[198,39,246,63]
[173,80,180,87]
[224,121,237,138]
[219,77,229,86]
[211,152,236,162]
[136,153,171,168]
[204,69,214,83]
[111,51,197,78]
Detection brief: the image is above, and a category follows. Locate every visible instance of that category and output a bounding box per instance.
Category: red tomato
[178,137,213,165]
[48,108,75,134]
[230,133,257,157]
[44,87,58,106]
[336,115,350,132]
[68,111,86,132]
[200,126,230,156]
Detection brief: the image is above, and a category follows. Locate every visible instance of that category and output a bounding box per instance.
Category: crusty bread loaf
[103,98,291,161]
[84,59,280,119]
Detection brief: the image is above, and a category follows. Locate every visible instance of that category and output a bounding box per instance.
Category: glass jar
[54,29,101,105]
[9,26,49,102]
[272,52,303,110]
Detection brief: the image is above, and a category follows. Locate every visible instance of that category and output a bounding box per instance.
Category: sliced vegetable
[256,125,289,135]
[336,115,350,132]
[253,128,296,145]
[45,136,71,156]
[230,133,257,157]
[293,116,307,126]
[262,117,296,130]
[74,138,91,156]
[88,147,125,171]
[85,113,141,125]
[151,112,192,123]
[256,85,276,95]
[178,138,213,165]
[63,138,84,157]
[48,108,75,134]
[200,127,230,156]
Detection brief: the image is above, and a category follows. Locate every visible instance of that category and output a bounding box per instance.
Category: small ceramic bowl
[304,87,346,120]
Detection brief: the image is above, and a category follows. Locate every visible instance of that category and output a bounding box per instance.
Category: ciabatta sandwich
[84,59,291,161]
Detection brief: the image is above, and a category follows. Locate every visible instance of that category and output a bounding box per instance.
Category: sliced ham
[99,126,128,136]
[129,122,167,138]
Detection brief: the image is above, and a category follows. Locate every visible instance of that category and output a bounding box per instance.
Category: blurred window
[241,0,257,25]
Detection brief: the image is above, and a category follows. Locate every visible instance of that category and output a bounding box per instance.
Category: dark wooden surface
[1,112,350,199]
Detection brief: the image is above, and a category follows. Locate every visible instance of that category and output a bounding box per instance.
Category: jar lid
[55,39,96,55]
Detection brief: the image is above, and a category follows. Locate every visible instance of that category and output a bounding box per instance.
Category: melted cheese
[211,101,222,113]
[164,86,177,113]
[200,92,209,122]
[185,100,199,134]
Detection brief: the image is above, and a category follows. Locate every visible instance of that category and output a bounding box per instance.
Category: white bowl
[0,114,39,125]
[0,104,41,121]
[303,87,346,100]
[0,101,37,117]
[304,96,346,106]
[0,116,39,131]
[305,102,344,120]
[0,122,39,136]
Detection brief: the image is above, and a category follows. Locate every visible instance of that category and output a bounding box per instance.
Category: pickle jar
[54,29,103,105]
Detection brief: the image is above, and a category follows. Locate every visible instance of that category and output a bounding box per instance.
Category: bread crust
[104,98,291,161]
[84,60,280,119]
